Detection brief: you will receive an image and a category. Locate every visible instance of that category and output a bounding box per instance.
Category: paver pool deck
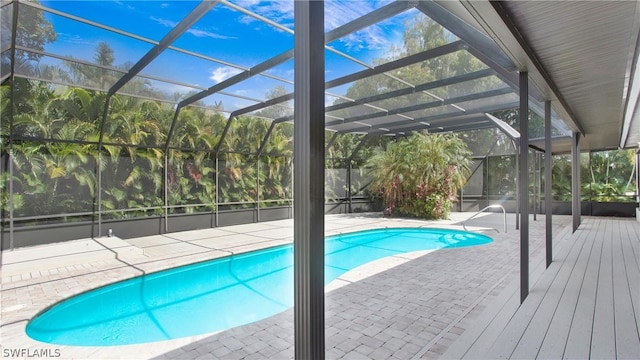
[1,212,572,359]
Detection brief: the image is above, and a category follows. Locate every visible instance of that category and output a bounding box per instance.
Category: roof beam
[326,68,494,113]
[416,1,515,71]
[349,134,370,159]
[620,38,640,148]
[326,87,513,127]
[108,1,219,96]
[228,41,466,121]
[335,101,519,133]
[325,1,414,43]
[256,121,277,157]
[485,113,520,140]
[179,49,294,108]
[434,121,494,133]
[325,131,340,153]
[488,1,584,135]
[465,46,544,102]
[368,116,494,136]
[177,1,425,118]
[233,93,295,118]
[326,41,465,89]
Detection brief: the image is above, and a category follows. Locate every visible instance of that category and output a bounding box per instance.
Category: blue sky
[38,0,416,111]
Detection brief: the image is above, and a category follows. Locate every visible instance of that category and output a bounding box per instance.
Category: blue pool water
[26,228,491,346]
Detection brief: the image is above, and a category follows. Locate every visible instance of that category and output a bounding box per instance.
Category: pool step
[0,237,144,277]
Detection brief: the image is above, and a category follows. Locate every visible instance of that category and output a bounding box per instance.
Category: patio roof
[2,0,637,152]
[444,0,640,152]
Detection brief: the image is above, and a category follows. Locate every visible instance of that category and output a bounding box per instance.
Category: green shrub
[366,131,471,220]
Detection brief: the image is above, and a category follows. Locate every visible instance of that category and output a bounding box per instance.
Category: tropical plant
[10,140,96,217]
[366,131,471,219]
[585,149,636,202]
[259,122,293,207]
[164,106,226,213]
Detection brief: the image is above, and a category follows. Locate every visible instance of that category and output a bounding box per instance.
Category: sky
[36,0,417,112]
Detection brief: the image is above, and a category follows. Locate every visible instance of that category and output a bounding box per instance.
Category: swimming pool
[26,227,491,346]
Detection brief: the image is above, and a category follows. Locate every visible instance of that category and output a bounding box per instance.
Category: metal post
[538,153,542,217]
[97,94,113,238]
[256,158,260,222]
[544,101,553,268]
[519,71,529,304]
[215,155,219,227]
[291,155,294,218]
[294,1,325,358]
[636,149,639,204]
[571,132,581,232]
[592,148,593,205]
[8,149,14,250]
[485,157,489,208]
[533,153,537,221]
[97,152,103,237]
[7,1,19,250]
[347,160,352,213]
[515,141,520,230]
[164,153,169,233]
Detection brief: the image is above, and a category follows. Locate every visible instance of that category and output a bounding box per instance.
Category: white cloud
[233,0,262,8]
[325,1,394,52]
[239,15,256,25]
[210,67,242,84]
[56,33,94,46]
[150,16,177,28]
[187,28,236,40]
[150,16,236,40]
[237,0,395,51]
[251,1,295,23]
[160,3,169,9]
[237,0,294,31]
[114,1,134,10]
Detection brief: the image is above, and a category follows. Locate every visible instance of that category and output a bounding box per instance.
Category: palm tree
[259,122,293,206]
[366,131,471,219]
[216,117,262,206]
[98,95,170,217]
[8,84,99,217]
[166,106,225,213]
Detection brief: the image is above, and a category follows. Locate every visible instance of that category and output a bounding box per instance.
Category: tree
[10,1,57,63]
[2,1,57,115]
[63,42,120,90]
[256,85,292,120]
[586,149,636,202]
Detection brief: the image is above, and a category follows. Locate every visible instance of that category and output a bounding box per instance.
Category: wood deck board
[536,223,597,359]
[622,221,640,339]
[459,225,576,359]
[485,231,580,359]
[614,220,640,359]
[510,224,593,359]
[561,219,603,359]
[443,218,640,360]
[591,219,616,359]
[447,223,575,359]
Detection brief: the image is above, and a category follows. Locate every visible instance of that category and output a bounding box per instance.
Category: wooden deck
[442,217,640,360]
